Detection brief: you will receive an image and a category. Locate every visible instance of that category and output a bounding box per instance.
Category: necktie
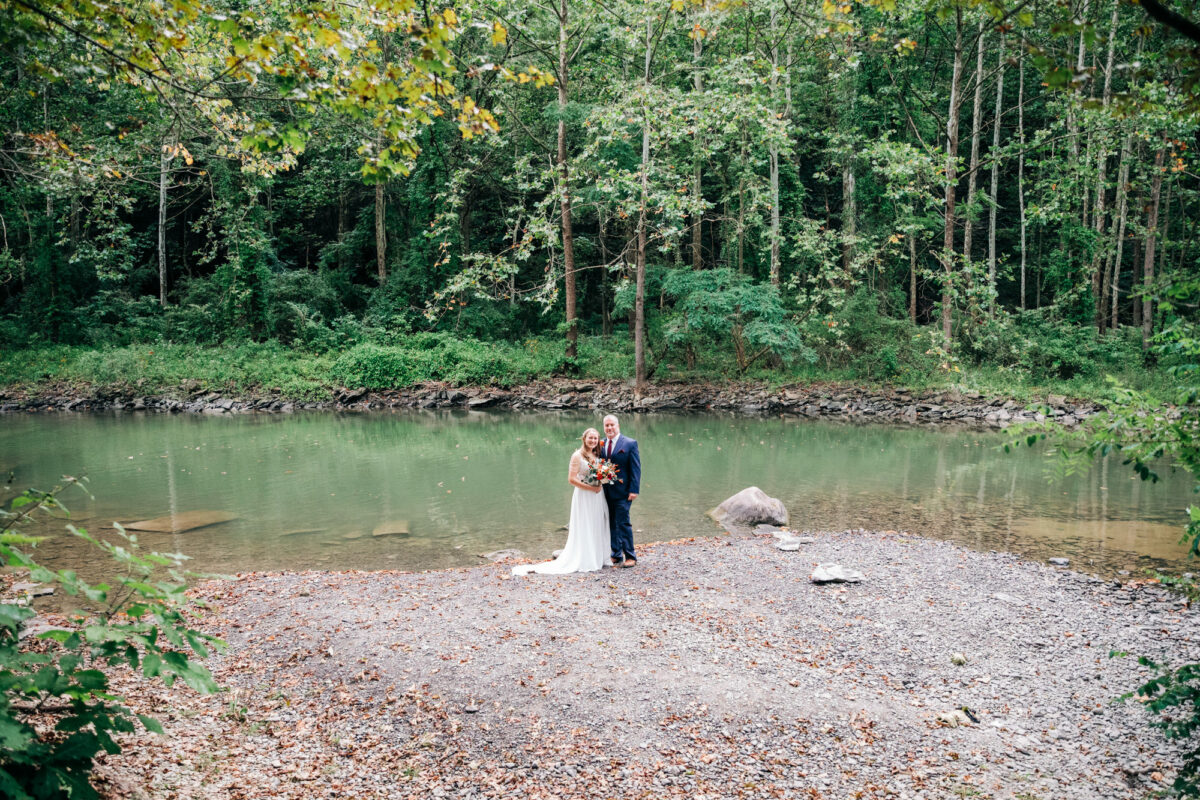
[607,438,614,458]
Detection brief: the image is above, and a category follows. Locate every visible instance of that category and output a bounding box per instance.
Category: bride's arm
[567,452,601,492]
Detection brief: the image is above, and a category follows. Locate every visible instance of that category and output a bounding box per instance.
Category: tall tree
[940,7,966,342]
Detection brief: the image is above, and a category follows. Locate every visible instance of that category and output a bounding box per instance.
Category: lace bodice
[571,451,597,483]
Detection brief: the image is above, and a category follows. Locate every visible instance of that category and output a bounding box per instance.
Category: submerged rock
[709,487,788,527]
[123,510,238,533]
[372,520,410,537]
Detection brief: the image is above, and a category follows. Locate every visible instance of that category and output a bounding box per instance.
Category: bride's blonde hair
[579,427,602,461]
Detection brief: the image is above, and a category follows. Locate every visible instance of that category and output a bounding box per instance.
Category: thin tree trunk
[1142,145,1165,350]
[941,8,965,341]
[1018,55,1027,311]
[157,131,173,308]
[1107,134,1132,331]
[337,182,348,272]
[909,230,918,323]
[634,16,652,393]
[1068,0,1088,223]
[842,164,855,273]
[557,0,578,359]
[768,9,781,287]
[986,36,1005,314]
[375,179,387,284]
[599,211,611,334]
[1092,0,1120,330]
[1132,234,1143,329]
[691,31,703,271]
[964,23,985,275]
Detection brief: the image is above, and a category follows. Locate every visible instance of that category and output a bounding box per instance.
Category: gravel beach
[96,528,1198,799]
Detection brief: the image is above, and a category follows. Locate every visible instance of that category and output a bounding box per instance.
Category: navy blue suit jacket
[601,434,640,499]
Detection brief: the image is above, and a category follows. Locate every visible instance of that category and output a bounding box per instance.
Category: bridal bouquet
[590,459,619,486]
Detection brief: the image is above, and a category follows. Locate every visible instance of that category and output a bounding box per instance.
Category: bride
[512,428,610,575]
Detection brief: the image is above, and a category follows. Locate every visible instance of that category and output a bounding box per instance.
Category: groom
[601,414,641,567]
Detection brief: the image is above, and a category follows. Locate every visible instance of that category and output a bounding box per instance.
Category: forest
[1,0,1198,398]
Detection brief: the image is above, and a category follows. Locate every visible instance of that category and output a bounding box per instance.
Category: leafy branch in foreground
[1012,314,1200,796]
[0,476,224,800]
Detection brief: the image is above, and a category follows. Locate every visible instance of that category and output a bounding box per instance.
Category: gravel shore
[97,529,1197,799]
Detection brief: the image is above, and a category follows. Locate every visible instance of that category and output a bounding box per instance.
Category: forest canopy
[1,0,1198,392]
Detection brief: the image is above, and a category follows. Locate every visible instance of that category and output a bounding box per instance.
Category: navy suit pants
[606,495,635,561]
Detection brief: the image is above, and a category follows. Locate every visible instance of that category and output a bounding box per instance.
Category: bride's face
[583,431,599,449]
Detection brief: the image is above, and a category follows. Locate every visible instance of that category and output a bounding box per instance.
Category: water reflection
[2,410,1195,577]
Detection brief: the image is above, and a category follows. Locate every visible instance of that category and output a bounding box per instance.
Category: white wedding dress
[512,452,610,575]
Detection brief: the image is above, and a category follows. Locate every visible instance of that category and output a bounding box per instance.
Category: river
[2,410,1194,577]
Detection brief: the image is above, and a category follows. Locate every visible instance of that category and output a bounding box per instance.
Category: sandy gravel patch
[94,529,1197,799]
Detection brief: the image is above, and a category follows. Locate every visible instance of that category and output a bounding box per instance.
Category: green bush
[328,336,547,389]
[803,290,936,381]
[329,343,424,388]
[963,310,1144,381]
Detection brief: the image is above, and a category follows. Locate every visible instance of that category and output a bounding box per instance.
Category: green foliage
[660,268,813,374]
[329,335,562,389]
[1018,291,1200,796]
[963,310,1145,381]
[1118,656,1200,798]
[801,290,937,380]
[0,478,222,799]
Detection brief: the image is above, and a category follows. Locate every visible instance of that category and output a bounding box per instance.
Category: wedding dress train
[512,457,609,575]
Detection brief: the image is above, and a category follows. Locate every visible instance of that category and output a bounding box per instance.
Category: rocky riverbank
[0,380,1102,428]
[91,528,1193,799]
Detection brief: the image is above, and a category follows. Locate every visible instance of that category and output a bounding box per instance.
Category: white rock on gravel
[810,563,864,584]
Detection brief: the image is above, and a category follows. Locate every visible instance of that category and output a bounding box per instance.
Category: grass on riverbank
[0,334,1176,405]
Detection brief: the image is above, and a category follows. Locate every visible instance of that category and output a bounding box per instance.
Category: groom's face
[603,418,619,439]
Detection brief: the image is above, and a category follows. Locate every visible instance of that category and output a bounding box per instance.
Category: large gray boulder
[709,487,788,527]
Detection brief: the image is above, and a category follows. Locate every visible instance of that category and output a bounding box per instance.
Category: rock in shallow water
[1049,557,1070,566]
[123,510,238,533]
[709,487,788,527]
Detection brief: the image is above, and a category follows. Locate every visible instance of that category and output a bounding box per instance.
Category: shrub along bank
[0,309,1174,406]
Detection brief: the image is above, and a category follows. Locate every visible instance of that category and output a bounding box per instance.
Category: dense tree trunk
[940,8,965,342]
[557,0,578,359]
[1141,145,1165,350]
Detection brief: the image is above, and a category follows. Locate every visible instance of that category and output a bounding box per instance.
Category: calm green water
[3,410,1195,576]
